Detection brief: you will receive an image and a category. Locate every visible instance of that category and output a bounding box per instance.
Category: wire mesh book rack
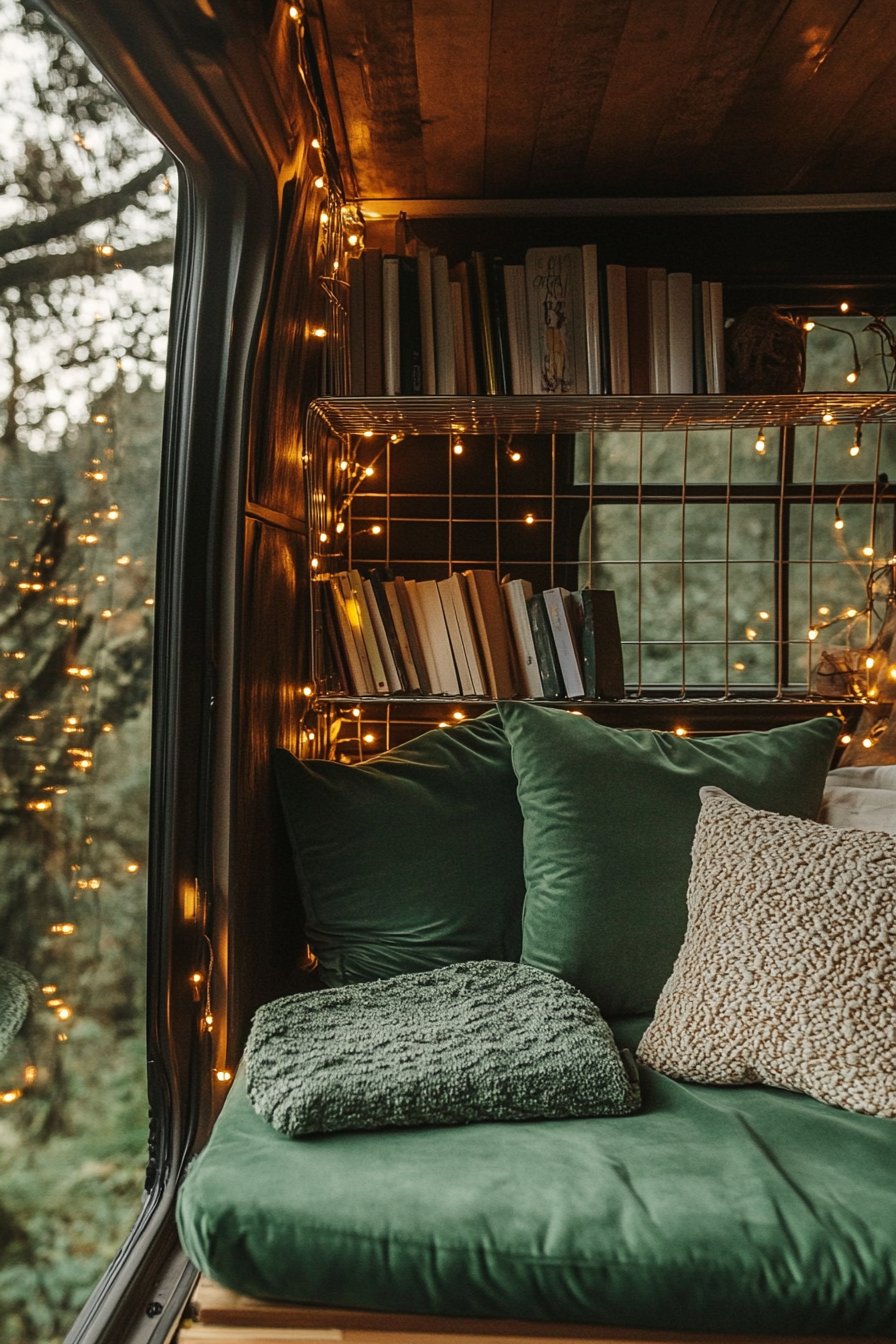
[303,393,896,750]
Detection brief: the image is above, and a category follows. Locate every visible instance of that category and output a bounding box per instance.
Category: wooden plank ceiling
[313,0,896,200]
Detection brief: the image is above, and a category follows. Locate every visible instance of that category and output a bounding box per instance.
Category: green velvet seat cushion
[245,962,639,1137]
[273,712,525,986]
[176,1016,896,1335]
[499,703,840,1016]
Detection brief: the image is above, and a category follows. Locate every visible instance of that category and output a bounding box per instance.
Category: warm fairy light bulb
[302,685,314,697]
[311,557,319,568]
[339,460,348,471]
[452,711,465,721]
[733,662,746,671]
[348,234,359,247]
[453,440,464,455]
[745,627,757,641]
[524,513,535,525]
[438,720,449,728]
[55,1007,71,1021]
[190,973,202,984]
[0,1090,22,1104]
[846,371,858,384]
[803,320,815,331]
[510,451,521,462]
[862,546,874,556]
[335,521,345,533]
[289,5,299,16]
[205,1014,213,1028]
[808,628,818,640]
[840,302,849,312]
[849,441,860,455]
[50,923,75,935]
[758,610,769,620]
[312,327,326,338]
[319,532,328,543]
[865,656,876,669]
[863,737,873,748]
[314,176,325,189]
[311,137,320,149]
[363,430,374,438]
[834,514,844,530]
[754,431,766,455]
[840,734,851,744]
[674,727,687,736]
[216,1070,232,1082]
[92,414,107,425]
[823,412,834,423]
[364,466,374,476]
[320,212,329,224]
[363,733,375,743]
[846,608,857,617]
[370,524,382,535]
[351,707,361,717]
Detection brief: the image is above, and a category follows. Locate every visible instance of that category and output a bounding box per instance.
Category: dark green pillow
[499,702,840,1017]
[274,712,525,986]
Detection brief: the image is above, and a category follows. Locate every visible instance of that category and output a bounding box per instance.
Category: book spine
[432,255,456,395]
[334,572,375,694]
[437,578,474,695]
[380,579,419,692]
[692,282,707,395]
[605,264,630,395]
[502,580,542,697]
[526,594,562,698]
[702,280,714,393]
[455,262,481,394]
[398,255,424,395]
[568,249,588,395]
[320,578,352,693]
[626,266,650,396]
[382,256,400,396]
[582,244,602,394]
[348,256,366,396]
[667,272,693,394]
[417,245,437,395]
[504,265,524,395]
[363,248,384,396]
[347,569,389,693]
[416,580,459,695]
[581,589,625,699]
[543,587,585,697]
[710,281,725,394]
[598,266,612,398]
[363,577,403,692]
[648,269,669,394]
[402,579,440,694]
[489,257,512,396]
[449,279,468,394]
[451,574,487,695]
[466,569,517,699]
[472,252,498,395]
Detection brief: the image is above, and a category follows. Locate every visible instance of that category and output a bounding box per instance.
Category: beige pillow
[637,787,896,1119]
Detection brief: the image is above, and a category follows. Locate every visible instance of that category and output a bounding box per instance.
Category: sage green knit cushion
[245,961,640,1137]
[273,712,525,986]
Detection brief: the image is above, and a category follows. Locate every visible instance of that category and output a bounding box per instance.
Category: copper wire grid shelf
[303,395,896,714]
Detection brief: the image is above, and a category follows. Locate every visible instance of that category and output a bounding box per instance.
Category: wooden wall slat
[642,0,793,193]
[482,0,563,195]
[413,0,492,198]
[581,0,718,196]
[322,0,426,199]
[707,0,896,194]
[526,0,631,195]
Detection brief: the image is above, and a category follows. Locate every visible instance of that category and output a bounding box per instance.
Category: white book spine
[525,247,585,396]
[543,587,585,698]
[382,257,400,397]
[417,246,437,396]
[648,268,669,394]
[347,570,389,693]
[416,580,459,696]
[701,280,714,394]
[582,244,602,395]
[404,580,442,694]
[449,281,467,395]
[383,583,419,691]
[502,580,543,698]
[667,272,693,394]
[449,574,486,696]
[710,282,725,395]
[504,265,526,395]
[363,579,402,693]
[438,578,475,696]
[605,264,630,395]
[432,255,456,395]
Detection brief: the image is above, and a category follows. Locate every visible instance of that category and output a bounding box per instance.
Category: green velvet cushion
[500,703,840,1016]
[176,1018,896,1333]
[245,962,639,1137]
[273,712,525,986]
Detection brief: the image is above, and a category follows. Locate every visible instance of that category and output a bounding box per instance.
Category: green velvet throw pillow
[274,712,525,986]
[499,702,840,1017]
[246,961,640,1136]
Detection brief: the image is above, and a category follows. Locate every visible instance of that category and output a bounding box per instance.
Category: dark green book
[526,593,562,698]
[398,256,423,394]
[580,589,624,699]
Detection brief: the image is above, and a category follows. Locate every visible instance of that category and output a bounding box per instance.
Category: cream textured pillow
[637,787,896,1119]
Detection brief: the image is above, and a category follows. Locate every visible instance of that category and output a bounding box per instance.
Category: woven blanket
[245,960,640,1137]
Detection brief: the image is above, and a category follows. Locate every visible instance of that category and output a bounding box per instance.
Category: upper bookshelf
[308,393,896,440]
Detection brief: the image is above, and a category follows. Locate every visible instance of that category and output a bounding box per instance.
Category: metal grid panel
[304,397,895,716]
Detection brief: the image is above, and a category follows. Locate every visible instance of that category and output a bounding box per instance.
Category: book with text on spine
[525,247,587,395]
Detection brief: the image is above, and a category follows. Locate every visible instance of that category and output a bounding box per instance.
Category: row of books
[321,568,625,701]
[347,244,726,399]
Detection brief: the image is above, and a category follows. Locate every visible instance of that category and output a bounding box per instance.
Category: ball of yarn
[725,305,805,394]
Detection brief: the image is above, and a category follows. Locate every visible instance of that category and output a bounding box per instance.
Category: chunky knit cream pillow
[637,787,896,1119]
